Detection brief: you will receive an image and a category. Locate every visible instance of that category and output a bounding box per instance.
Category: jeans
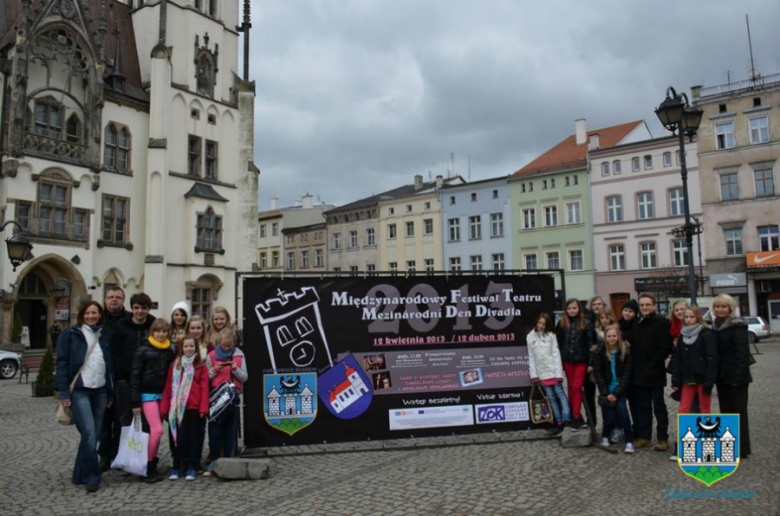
[601,396,633,443]
[71,387,107,485]
[209,410,237,461]
[542,383,571,424]
[629,385,668,442]
[170,410,207,471]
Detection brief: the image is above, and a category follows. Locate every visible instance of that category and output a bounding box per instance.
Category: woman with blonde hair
[710,293,752,459]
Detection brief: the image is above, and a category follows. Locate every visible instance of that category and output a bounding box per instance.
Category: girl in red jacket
[161,335,209,481]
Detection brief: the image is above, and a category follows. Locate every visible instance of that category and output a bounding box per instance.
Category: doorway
[769,300,780,335]
[15,300,48,349]
[610,293,630,317]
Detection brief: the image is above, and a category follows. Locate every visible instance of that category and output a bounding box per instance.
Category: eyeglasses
[106,296,125,301]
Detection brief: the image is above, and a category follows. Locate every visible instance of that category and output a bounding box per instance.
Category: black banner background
[242,274,555,447]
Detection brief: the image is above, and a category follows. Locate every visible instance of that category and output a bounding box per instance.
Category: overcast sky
[249,0,780,209]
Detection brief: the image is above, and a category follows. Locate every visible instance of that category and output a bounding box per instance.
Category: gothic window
[196,207,223,251]
[66,114,81,143]
[194,34,218,98]
[205,140,218,179]
[34,100,62,139]
[104,123,131,172]
[188,135,202,176]
[101,195,130,245]
[25,170,89,241]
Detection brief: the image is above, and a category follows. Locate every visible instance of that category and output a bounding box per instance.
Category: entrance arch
[9,254,88,348]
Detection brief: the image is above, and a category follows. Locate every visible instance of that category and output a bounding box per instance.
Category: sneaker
[624,443,635,454]
[600,437,609,446]
[168,469,179,480]
[185,469,197,481]
[669,455,679,462]
[85,483,100,493]
[654,440,669,452]
[202,470,212,477]
[571,420,581,432]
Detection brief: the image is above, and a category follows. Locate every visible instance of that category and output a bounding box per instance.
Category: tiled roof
[1,0,147,104]
[258,209,283,220]
[512,120,643,178]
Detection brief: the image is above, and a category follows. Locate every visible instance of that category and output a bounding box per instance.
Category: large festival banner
[242,274,555,447]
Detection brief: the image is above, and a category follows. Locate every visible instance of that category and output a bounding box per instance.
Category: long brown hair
[603,324,628,362]
[533,312,555,335]
[596,308,617,332]
[559,298,586,331]
[175,335,204,369]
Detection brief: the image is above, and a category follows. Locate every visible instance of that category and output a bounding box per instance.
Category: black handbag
[208,381,239,423]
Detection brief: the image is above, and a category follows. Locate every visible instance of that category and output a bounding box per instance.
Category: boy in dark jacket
[629,293,673,451]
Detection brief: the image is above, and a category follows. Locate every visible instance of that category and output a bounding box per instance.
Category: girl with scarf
[711,294,752,459]
[673,308,718,414]
[56,301,114,492]
[131,318,176,482]
[204,327,248,475]
[592,325,634,453]
[160,335,209,480]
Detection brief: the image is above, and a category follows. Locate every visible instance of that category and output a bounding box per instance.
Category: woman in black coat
[710,294,752,459]
[593,324,634,453]
[56,301,114,492]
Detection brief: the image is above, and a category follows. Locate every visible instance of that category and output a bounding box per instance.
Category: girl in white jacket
[527,313,571,436]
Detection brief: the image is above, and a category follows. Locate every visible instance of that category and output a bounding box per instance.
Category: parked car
[0,350,21,380]
[746,316,771,344]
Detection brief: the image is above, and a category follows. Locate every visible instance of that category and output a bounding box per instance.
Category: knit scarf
[169,354,195,444]
[148,336,171,350]
[681,324,703,346]
[215,345,235,362]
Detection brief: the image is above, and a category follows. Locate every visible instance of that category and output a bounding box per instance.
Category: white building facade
[590,136,705,314]
[0,0,258,346]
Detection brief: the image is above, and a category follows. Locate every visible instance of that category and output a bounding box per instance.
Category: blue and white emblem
[263,373,317,436]
[677,413,740,487]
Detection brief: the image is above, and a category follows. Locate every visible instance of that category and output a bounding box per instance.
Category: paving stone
[213,457,271,480]
[560,427,593,447]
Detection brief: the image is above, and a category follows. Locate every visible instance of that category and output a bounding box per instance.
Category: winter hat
[622,299,639,315]
[171,301,191,319]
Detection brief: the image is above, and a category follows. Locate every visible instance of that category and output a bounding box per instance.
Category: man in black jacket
[98,286,131,469]
[107,293,155,455]
[629,293,673,451]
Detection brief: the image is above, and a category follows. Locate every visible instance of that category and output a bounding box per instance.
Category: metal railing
[699,73,780,98]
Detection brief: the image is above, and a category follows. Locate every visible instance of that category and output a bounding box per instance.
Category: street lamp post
[51,278,73,326]
[0,220,34,271]
[655,86,703,306]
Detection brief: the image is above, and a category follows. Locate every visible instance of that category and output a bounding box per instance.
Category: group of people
[526,292,752,458]
[55,287,248,492]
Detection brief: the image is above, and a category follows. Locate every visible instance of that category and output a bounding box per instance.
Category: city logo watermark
[676,413,740,487]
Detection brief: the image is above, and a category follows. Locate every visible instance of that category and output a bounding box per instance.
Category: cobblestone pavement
[1,341,778,516]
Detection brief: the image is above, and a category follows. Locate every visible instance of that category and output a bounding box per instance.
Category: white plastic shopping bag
[110,415,148,477]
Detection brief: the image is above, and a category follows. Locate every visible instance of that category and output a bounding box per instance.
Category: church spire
[236,0,251,81]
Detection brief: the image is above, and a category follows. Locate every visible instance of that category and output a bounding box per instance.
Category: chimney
[575,118,587,145]
[301,193,314,209]
[435,175,443,188]
[588,134,600,150]
[270,197,279,210]
[414,174,423,190]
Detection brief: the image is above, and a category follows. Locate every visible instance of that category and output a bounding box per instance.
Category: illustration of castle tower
[267,386,281,417]
[682,427,697,463]
[300,385,314,415]
[284,392,297,415]
[720,427,736,462]
[701,436,716,463]
[255,287,334,371]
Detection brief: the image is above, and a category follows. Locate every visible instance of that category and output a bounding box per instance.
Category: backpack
[208,381,239,423]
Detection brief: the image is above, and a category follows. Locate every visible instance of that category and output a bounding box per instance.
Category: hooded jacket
[130,339,176,406]
[526,331,564,381]
[673,326,718,393]
[713,316,752,386]
[111,313,156,382]
[630,312,673,387]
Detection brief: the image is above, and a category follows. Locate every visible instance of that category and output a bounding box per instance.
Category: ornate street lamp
[1,221,34,271]
[655,86,704,306]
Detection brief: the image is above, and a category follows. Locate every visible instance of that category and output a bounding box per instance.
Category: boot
[142,458,163,483]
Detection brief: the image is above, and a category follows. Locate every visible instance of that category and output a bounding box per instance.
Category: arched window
[104,123,131,172]
[66,114,81,143]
